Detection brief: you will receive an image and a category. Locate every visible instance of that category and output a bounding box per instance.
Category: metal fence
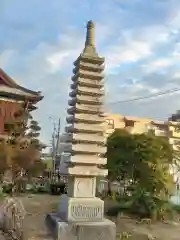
[97,179,123,194]
[58,177,123,195]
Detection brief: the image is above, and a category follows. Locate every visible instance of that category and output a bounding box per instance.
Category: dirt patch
[109,216,180,240]
[21,194,59,239]
[10,194,59,239]
[1,194,180,239]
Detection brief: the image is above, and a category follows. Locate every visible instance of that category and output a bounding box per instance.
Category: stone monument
[46,20,116,240]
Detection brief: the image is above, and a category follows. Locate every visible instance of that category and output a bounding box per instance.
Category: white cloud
[142,58,174,73]
[2,0,180,143]
[173,72,180,79]
[105,40,152,72]
[0,49,17,68]
[104,22,177,73]
[47,52,71,73]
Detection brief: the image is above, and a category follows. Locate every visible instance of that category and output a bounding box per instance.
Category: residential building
[105,114,169,137]
[104,113,180,184]
[169,110,180,122]
[105,113,180,152]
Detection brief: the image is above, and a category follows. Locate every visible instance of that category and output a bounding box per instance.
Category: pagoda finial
[85,20,95,47]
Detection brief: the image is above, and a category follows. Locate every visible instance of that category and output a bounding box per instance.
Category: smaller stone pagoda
[46,21,116,240]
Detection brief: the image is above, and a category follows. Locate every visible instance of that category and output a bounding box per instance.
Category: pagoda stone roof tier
[72,139,104,146]
[65,123,104,134]
[72,70,104,81]
[66,114,105,124]
[61,133,106,143]
[69,87,104,98]
[71,79,103,89]
[77,86,104,96]
[69,155,107,165]
[68,96,103,106]
[74,54,105,66]
[76,61,105,72]
[68,99,76,107]
[60,164,108,176]
[63,142,106,155]
[73,66,104,76]
[0,68,43,102]
[71,81,103,89]
[66,116,103,125]
[64,132,105,144]
[76,95,103,105]
[68,99,102,107]
[72,78,104,87]
[67,104,104,115]
[69,89,103,98]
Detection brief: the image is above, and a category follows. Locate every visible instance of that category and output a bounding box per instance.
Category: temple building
[0,68,43,136]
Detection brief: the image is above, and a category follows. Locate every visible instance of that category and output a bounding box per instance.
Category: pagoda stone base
[45,213,116,240]
[58,194,104,222]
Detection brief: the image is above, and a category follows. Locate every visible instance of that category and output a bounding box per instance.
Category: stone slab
[58,195,104,222]
[45,213,116,240]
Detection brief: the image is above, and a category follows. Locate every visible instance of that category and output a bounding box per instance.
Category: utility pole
[54,118,61,171]
[50,117,61,173]
[51,122,56,173]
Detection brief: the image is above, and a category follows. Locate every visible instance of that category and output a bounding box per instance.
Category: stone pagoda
[46,21,116,240]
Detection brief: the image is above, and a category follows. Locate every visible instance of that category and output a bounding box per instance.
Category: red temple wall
[0,100,22,134]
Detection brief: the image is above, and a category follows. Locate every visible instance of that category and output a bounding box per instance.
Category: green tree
[0,104,44,182]
[106,129,175,219]
[27,119,42,150]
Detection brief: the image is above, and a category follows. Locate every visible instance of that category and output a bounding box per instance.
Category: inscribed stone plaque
[70,204,103,221]
[74,177,96,198]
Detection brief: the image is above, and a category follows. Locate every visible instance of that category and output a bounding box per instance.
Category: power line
[108,87,180,105]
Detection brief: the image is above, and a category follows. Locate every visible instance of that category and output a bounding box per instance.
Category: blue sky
[1,0,180,144]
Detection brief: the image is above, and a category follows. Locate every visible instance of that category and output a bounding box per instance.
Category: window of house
[4,123,10,132]
[106,119,114,129]
[125,120,135,127]
[174,126,180,133]
[174,140,180,145]
[107,119,114,125]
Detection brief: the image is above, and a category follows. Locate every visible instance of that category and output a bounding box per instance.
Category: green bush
[172,203,180,213]
[106,200,131,217]
[37,184,49,193]
[107,190,176,221]
[29,183,49,194]
[129,190,175,220]
[26,183,33,192]
[2,183,13,194]
[49,183,66,195]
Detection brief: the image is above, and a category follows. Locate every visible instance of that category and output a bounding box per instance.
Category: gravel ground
[0,194,59,240]
[21,194,59,239]
[0,194,180,239]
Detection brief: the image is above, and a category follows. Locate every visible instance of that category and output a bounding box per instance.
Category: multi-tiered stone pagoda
[46,21,116,240]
